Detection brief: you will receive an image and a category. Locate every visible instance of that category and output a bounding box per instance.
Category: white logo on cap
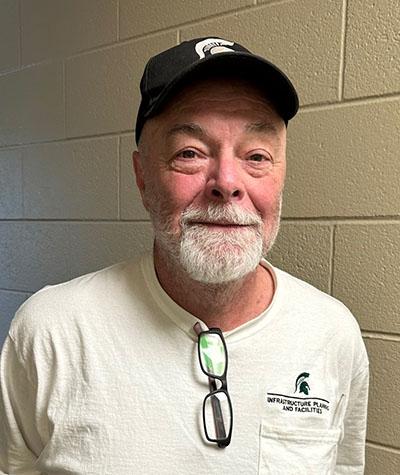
[195,38,235,59]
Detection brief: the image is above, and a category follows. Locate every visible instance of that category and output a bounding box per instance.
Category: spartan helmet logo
[295,372,310,395]
[195,38,235,59]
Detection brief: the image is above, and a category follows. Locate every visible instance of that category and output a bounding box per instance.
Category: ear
[132,150,149,210]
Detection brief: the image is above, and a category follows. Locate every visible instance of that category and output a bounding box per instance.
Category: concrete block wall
[0,0,399,471]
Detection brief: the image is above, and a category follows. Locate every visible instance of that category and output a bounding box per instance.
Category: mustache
[181,203,263,227]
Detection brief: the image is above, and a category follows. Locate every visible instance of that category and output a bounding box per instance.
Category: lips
[190,221,249,226]
[189,221,254,231]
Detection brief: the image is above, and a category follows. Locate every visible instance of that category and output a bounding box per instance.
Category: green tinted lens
[199,333,226,377]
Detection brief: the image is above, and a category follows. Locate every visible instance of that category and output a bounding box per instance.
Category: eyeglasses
[194,323,233,448]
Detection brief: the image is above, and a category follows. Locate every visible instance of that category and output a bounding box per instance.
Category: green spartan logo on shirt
[295,372,310,395]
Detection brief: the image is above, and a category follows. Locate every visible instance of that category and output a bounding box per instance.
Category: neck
[153,245,275,331]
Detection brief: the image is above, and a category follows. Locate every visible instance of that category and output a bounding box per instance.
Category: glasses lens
[204,390,232,442]
[199,333,226,377]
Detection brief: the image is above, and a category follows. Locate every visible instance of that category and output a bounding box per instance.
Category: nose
[205,155,244,203]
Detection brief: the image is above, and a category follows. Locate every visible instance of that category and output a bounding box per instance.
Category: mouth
[189,221,252,229]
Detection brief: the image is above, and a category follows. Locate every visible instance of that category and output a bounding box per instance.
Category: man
[0,37,368,474]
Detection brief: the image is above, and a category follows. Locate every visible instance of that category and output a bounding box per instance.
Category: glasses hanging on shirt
[194,322,233,448]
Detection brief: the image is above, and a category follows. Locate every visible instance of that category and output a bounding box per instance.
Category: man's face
[133,77,287,284]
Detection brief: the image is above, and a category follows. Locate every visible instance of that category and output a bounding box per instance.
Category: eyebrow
[166,123,207,140]
[245,121,279,136]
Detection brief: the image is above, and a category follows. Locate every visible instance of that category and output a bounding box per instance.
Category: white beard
[150,201,281,285]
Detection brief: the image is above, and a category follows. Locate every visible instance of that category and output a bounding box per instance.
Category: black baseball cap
[135,37,299,144]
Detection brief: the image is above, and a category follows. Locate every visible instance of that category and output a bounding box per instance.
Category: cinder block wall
[0,0,399,471]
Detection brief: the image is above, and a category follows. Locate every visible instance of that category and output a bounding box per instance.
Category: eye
[248,153,266,162]
[176,149,198,159]
[247,152,273,163]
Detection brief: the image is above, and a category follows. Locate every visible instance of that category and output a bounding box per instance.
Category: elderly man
[0,38,368,474]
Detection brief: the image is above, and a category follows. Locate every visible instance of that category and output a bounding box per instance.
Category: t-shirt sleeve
[0,335,41,475]
[335,365,369,474]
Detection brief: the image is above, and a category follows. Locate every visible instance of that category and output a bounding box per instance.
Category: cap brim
[143,51,299,124]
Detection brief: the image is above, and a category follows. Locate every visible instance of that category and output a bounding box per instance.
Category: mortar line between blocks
[282,217,400,225]
[338,0,348,101]
[18,0,22,68]
[0,130,135,149]
[0,219,151,224]
[299,92,400,113]
[0,288,33,295]
[362,331,400,342]
[366,440,400,454]
[117,136,121,220]
[20,147,25,218]
[62,60,66,139]
[116,0,120,41]
[329,225,336,296]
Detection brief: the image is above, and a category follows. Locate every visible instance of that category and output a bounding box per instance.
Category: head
[133,38,298,285]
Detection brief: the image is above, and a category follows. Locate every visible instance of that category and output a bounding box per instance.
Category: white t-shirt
[0,255,368,474]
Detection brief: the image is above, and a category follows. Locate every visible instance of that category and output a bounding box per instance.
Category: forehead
[138,78,288,153]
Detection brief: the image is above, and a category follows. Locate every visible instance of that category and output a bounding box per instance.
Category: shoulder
[269,263,369,369]
[274,265,358,327]
[9,256,147,352]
